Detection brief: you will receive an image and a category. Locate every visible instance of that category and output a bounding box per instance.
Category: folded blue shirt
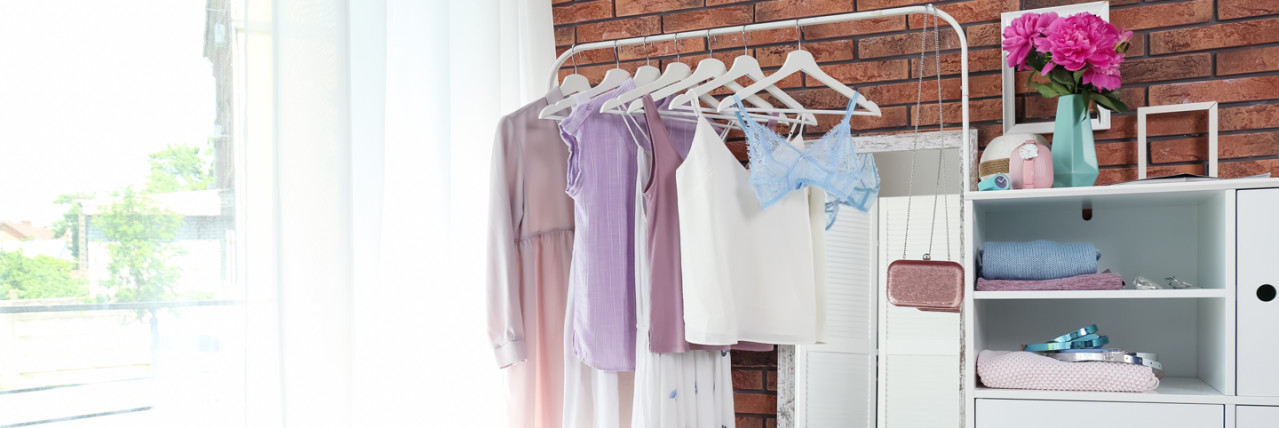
[981,240,1100,281]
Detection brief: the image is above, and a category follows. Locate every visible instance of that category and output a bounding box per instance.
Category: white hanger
[606,58,742,130]
[631,57,725,112]
[599,38,694,113]
[557,46,591,97]
[630,37,662,86]
[716,22,881,117]
[664,29,818,126]
[595,39,737,130]
[629,33,770,116]
[539,41,632,120]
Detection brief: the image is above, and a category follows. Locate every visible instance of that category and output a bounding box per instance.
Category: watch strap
[1047,325,1099,343]
[1021,143,1037,189]
[1043,349,1163,375]
[1022,334,1109,352]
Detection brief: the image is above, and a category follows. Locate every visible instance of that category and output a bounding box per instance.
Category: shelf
[973,289,1227,300]
[966,177,1279,206]
[974,377,1227,404]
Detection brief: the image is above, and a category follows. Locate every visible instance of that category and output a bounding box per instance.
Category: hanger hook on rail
[570,43,579,74]
[794,20,805,51]
[707,31,713,58]
[741,25,749,56]
[643,36,650,66]
[613,40,620,69]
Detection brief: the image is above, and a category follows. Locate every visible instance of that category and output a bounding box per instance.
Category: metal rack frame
[542,5,975,427]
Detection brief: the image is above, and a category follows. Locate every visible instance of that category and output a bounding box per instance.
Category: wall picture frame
[1000,1,1112,135]
[1137,102,1219,179]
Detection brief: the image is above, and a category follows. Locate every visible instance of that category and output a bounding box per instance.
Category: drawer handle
[1260,284,1277,302]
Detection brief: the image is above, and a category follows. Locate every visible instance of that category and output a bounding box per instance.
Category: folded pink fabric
[976,270,1123,291]
[978,350,1159,393]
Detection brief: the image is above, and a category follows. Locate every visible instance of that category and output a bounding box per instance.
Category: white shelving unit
[962,179,1279,428]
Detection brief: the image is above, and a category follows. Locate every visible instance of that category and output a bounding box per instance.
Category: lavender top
[559,80,638,371]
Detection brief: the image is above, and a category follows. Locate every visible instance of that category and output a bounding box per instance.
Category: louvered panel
[876,196,962,428]
[882,304,961,355]
[883,355,962,428]
[820,208,874,350]
[805,352,872,428]
[879,195,962,353]
[879,195,962,266]
[796,205,876,428]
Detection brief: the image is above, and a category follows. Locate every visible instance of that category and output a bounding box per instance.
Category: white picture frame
[1001,1,1112,135]
[1137,102,1219,179]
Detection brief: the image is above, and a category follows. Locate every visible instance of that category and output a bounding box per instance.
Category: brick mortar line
[555,19,999,47]
[557,17,1279,64]
[1141,18,1279,41]
[553,42,1004,69]
[556,0,1006,43]
[1117,126,1279,141]
[556,2,756,31]
[1098,153,1279,171]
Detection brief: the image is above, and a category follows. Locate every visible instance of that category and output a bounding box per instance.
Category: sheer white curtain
[242,1,553,426]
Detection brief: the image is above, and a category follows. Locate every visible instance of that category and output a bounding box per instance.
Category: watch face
[1019,143,1039,160]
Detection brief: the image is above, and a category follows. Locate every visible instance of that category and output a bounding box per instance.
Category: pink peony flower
[1083,55,1124,91]
[1002,12,1058,70]
[1116,28,1134,53]
[1039,13,1123,73]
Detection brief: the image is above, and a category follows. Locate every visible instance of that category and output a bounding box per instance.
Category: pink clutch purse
[886,258,964,312]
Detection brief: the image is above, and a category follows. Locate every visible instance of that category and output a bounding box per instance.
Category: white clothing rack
[542,4,974,193]
[542,7,974,427]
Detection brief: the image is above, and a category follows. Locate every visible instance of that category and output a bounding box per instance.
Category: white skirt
[630,145,735,428]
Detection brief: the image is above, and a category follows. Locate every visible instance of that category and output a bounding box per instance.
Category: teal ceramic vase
[1051,94,1099,187]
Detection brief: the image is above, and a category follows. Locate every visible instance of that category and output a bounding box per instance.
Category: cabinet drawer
[1237,406,1279,428]
[976,399,1223,428]
[1238,188,1279,397]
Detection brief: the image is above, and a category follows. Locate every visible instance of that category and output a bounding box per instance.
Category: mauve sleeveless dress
[639,95,773,354]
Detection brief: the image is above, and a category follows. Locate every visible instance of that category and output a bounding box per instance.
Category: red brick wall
[553,0,1279,186]
[551,0,1279,424]
[730,349,779,428]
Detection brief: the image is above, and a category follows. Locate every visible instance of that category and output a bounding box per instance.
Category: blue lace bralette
[730,94,881,229]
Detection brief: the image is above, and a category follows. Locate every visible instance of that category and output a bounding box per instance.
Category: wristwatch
[1018,140,1040,189]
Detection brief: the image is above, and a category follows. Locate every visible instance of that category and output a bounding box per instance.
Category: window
[0,1,247,425]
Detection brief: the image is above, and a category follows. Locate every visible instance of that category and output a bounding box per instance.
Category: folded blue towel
[981,240,1100,280]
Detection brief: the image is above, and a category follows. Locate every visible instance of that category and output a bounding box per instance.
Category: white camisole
[676,111,826,346]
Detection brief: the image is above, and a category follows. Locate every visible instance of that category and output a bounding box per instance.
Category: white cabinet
[1237,188,1279,397]
[977,400,1223,428]
[1237,406,1279,428]
[963,179,1279,428]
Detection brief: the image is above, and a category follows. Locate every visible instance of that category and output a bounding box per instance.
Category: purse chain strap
[902,5,952,262]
